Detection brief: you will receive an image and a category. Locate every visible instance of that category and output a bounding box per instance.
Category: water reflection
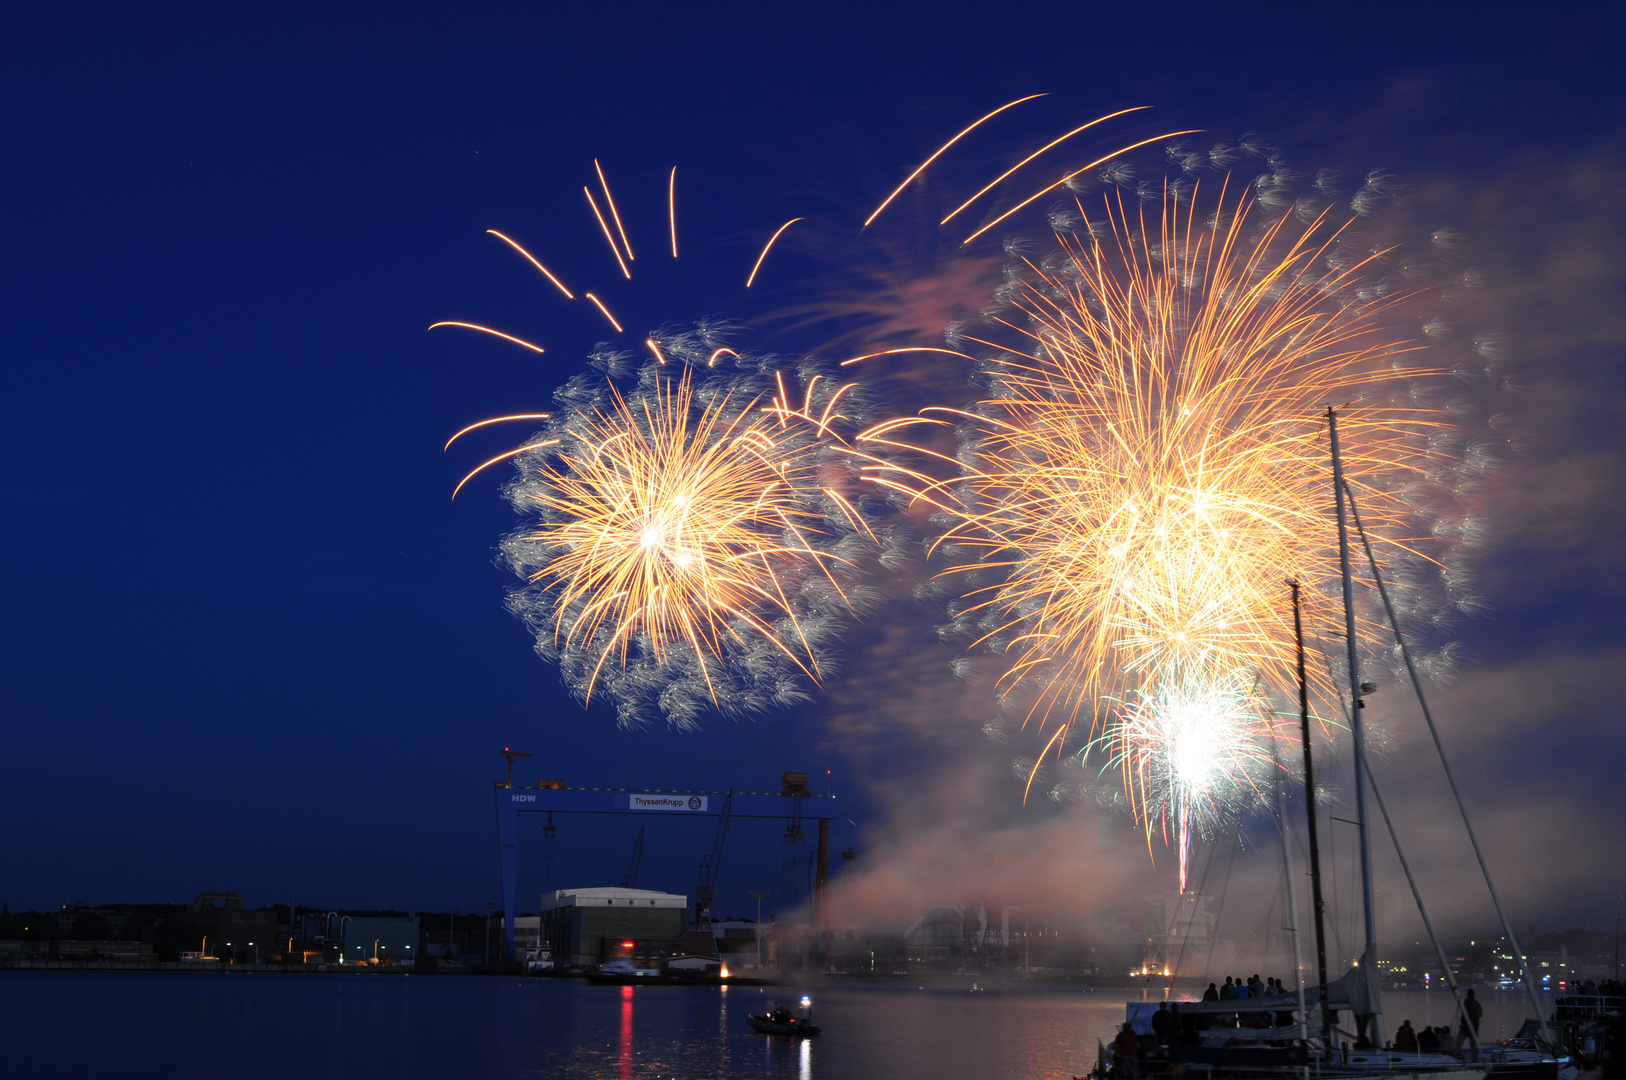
[619,984,633,1080]
[0,973,1557,1080]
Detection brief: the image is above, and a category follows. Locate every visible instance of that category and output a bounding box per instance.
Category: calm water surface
[0,971,1546,1080]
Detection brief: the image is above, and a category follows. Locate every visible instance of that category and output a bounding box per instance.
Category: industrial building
[182,892,278,963]
[334,914,419,965]
[540,887,687,967]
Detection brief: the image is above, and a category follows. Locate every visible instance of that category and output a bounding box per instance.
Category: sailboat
[1087,409,1571,1080]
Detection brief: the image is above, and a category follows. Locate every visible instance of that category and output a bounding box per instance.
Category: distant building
[1141,891,1233,976]
[710,919,766,961]
[56,941,156,962]
[55,903,131,940]
[540,888,686,966]
[416,913,484,964]
[182,893,277,962]
[904,905,964,962]
[335,915,419,965]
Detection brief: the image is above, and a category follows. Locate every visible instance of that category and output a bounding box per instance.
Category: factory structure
[538,887,705,968]
[484,756,1245,979]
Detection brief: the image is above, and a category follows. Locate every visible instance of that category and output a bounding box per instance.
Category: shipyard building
[540,887,687,967]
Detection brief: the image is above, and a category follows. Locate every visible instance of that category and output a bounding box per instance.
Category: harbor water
[0,971,1545,1080]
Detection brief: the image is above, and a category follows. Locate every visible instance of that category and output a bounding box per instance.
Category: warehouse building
[336,914,419,965]
[540,887,686,967]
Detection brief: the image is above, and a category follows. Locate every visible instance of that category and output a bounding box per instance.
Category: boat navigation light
[801,995,811,1007]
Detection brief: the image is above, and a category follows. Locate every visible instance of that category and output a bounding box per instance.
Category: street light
[749,891,771,969]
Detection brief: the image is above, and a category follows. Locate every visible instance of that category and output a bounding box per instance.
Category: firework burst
[1098,665,1276,890]
[438,161,895,727]
[864,178,1452,730]
[492,342,887,729]
[854,159,1472,882]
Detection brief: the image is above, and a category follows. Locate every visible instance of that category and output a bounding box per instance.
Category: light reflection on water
[0,971,1552,1080]
[620,983,634,1080]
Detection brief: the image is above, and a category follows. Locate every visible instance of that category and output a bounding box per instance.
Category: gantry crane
[492,767,831,962]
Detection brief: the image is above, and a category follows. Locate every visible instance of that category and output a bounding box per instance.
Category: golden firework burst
[860,178,1452,747]
[488,361,879,726]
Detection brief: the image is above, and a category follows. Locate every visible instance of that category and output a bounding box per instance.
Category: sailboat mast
[1293,580,1334,1056]
[1344,478,1550,1038]
[1328,407,1378,960]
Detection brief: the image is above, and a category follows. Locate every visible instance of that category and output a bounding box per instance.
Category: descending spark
[595,159,635,261]
[445,413,553,451]
[451,438,561,501]
[584,292,624,332]
[957,129,1202,245]
[584,187,632,279]
[668,166,679,258]
[427,321,546,354]
[745,218,803,288]
[863,93,1048,227]
[485,230,575,299]
[839,347,976,368]
[938,106,1151,225]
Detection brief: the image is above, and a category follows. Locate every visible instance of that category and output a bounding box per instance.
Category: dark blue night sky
[4,3,1623,931]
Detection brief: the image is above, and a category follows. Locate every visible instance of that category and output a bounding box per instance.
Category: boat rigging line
[1342,476,1551,1041]
[1352,732,1480,1056]
[1271,733,1310,1049]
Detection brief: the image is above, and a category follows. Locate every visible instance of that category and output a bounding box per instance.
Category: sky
[3,1,1624,952]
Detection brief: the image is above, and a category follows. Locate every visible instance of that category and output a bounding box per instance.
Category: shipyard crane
[497,748,532,789]
[692,791,733,929]
[619,827,645,889]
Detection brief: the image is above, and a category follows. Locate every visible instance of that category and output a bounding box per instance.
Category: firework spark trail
[854,172,1463,857]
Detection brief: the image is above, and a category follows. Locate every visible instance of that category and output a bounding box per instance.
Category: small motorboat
[747,997,821,1037]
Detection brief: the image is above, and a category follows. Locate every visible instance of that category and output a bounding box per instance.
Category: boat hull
[746,1014,820,1037]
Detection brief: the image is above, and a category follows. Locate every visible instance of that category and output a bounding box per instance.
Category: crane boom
[692,791,733,929]
[620,827,645,889]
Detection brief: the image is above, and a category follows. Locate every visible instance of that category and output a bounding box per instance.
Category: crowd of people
[1107,977,1626,1075]
[1202,974,1290,1001]
[1562,979,1625,1000]
[1392,986,1482,1053]
[1111,981,1300,1061]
